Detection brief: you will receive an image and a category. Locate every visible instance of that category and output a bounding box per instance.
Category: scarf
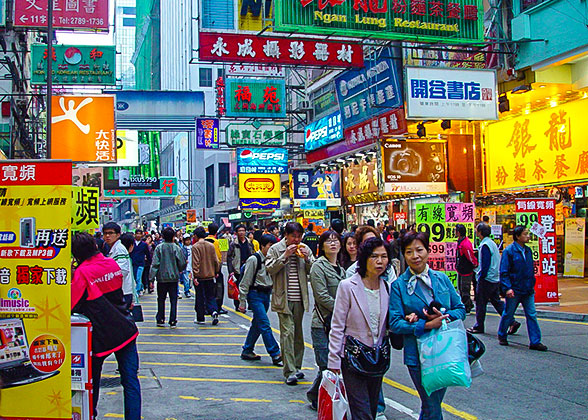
[406,264,432,296]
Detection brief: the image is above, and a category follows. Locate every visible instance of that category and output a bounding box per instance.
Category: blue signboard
[300,200,327,210]
[292,169,341,207]
[240,198,280,209]
[335,47,403,129]
[196,118,220,149]
[304,111,343,152]
[237,147,288,174]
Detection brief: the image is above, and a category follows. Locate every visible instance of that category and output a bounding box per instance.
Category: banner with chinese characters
[31,44,116,86]
[405,66,497,120]
[275,0,483,44]
[104,177,178,198]
[226,64,285,78]
[485,99,587,192]
[227,123,287,147]
[342,160,381,205]
[292,170,341,207]
[515,198,558,304]
[226,78,286,118]
[344,108,407,147]
[199,32,364,67]
[238,174,281,209]
[71,186,99,231]
[564,218,585,278]
[304,111,343,152]
[382,140,448,193]
[416,202,475,288]
[14,0,109,31]
[92,130,139,168]
[196,118,220,149]
[0,160,72,420]
[51,95,116,163]
[237,148,288,174]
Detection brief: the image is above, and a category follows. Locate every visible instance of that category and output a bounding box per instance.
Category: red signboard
[0,161,72,186]
[14,0,109,31]
[344,108,407,146]
[199,32,364,68]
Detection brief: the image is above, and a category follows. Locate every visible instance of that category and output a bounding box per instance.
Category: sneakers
[241,352,261,361]
[178,294,183,299]
[285,374,298,386]
[295,370,305,379]
[272,355,283,367]
[508,321,522,335]
[185,293,193,299]
[498,337,509,346]
[194,317,205,325]
[156,322,166,327]
[467,327,484,334]
[529,343,548,351]
[212,311,219,326]
[170,323,177,329]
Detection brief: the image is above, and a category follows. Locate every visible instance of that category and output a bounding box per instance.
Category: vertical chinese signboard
[0,160,72,420]
[51,95,116,163]
[14,0,109,31]
[564,218,585,278]
[196,118,220,149]
[416,202,475,288]
[225,78,286,118]
[515,198,558,304]
[71,186,99,231]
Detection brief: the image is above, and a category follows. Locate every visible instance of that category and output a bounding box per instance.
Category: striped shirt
[287,255,302,302]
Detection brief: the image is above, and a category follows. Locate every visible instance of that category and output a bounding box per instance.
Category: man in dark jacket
[497,226,547,350]
[302,223,319,256]
[71,233,141,420]
[130,229,150,296]
[227,224,255,309]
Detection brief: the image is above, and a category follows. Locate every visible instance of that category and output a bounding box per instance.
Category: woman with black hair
[339,232,358,271]
[328,237,391,420]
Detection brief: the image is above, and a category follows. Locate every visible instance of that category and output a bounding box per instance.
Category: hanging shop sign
[92,130,139,168]
[394,212,407,223]
[226,63,285,77]
[485,99,588,192]
[416,202,476,287]
[216,77,226,117]
[186,209,197,223]
[382,140,448,194]
[227,123,287,147]
[274,0,483,44]
[104,177,178,198]
[515,198,558,304]
[313,90,338,118]
[196,118,220,149]
[303,209,325,219]
[300,200,327,210]
[14,0,109,31]
[240,198,280,209]
[304,111,343,152]
[237,147,288,174]
[51,95,116,163]
[238,173,281,209]
[0,160,72,420]
[72,166,104,199]
[226,78,286,118]
[292,169,341,207]
[564,218,585,278]
[335,47,403,129]
[344,108,407,146]
[405,67,498,120]
[199,32,364,68]
[342,159,380,205]
[71,186,99,231]
[31,44,116,86]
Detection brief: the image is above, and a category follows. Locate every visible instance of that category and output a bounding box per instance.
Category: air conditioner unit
[298,100,312,110]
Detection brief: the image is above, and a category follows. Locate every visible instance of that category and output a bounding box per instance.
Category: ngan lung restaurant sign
[275,0,483,44]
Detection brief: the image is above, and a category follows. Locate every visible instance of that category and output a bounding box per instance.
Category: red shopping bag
[227,272,239,300]
[318,370,350,420]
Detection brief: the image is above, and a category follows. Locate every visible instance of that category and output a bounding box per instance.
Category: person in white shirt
[103,222,134,310]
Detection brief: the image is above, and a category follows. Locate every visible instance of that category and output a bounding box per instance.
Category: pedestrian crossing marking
[105,360,313,370]
[159,376,312,385]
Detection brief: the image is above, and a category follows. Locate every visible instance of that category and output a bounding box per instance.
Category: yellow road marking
[205,397,222,401]
[105,391,118,395]
[139,350,263,357]
[103,415,124,418]
[486,312,588,326]
[289,400,306,404]
[179,396,201,401]
[441,403,479,420]
[137,341,262,346]
[230,397,272,403]
[139,333,246,338]
[159,376,312,385]
[104,360,313,370]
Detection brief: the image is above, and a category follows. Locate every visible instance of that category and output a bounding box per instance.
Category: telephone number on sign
[58,17,105,26]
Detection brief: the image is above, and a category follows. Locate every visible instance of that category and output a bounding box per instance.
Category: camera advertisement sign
[292,169,341,207]
[237,148,288,174]
[104,177,178,198]
[382,140,447,193]
[0,160,72,420]
[515,198,559,304]
[304,111,343,152]
[405,67,498,120]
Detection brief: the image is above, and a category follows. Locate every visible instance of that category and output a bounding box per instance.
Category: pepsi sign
[237,147,288,174]
[304,111,343,152]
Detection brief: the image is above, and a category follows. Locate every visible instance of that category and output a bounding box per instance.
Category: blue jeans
[307,327,329,403]
[242,289,280,357]
[408,364,446,420]
[498,292,542,345]
[92,340,141,420]
[180,270,191,295]
[133,265,144,293]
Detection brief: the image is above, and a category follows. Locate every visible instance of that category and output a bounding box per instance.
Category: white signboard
[405,67,498,121]
[226,64,285,77]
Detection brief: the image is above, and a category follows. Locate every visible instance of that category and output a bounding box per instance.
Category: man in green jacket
[149,227,187,328]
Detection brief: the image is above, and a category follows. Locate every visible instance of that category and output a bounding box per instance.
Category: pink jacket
[328,273,390,370]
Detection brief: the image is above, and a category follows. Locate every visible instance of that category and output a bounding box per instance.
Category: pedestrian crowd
[72,217,548,420]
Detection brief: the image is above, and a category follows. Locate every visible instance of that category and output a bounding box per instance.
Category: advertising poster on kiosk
[564,218,585,277]
[515,198,559,304]
[0,160,72,420]
[416,203,475,288]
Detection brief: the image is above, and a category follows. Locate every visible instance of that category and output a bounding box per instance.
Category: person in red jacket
[71,232,141,420]
[456,224,478,313]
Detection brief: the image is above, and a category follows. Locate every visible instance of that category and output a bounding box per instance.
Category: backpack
[238,253,263,286]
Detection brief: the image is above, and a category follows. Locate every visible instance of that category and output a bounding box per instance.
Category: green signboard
[225,78,287,118]
[275,0,483,44]
[31,44,116,86]
[227,123,287,147]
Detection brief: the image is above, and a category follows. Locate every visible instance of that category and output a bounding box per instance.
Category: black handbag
[130,303,144,323]
[466,332,485,364]
[343,334,391,377]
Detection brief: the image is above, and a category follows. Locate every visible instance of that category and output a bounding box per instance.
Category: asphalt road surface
[97,281,588,420]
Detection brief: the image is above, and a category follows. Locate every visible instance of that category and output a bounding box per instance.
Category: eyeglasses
[326,239,340,244]
[103,231,117,236]
[369,254,389,261]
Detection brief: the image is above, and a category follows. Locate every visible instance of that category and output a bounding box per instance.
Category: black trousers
[474,279,505,331]
[156,281,178,325]
[195,279,218,322]
[458,273,475,312]
[341,364,383,420]
[215,270,224,311]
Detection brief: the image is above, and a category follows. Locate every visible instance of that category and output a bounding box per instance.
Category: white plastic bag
[318,370,350,420]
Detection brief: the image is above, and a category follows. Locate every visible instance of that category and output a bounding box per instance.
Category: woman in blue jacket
[389,230,466,420]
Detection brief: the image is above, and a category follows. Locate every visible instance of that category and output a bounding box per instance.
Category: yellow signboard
[238,0,273,32]
[0,161,72,419]
[303,209,325,219]
[485,99,588,191]
[238,173,281,199]
[71,186,100,231]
